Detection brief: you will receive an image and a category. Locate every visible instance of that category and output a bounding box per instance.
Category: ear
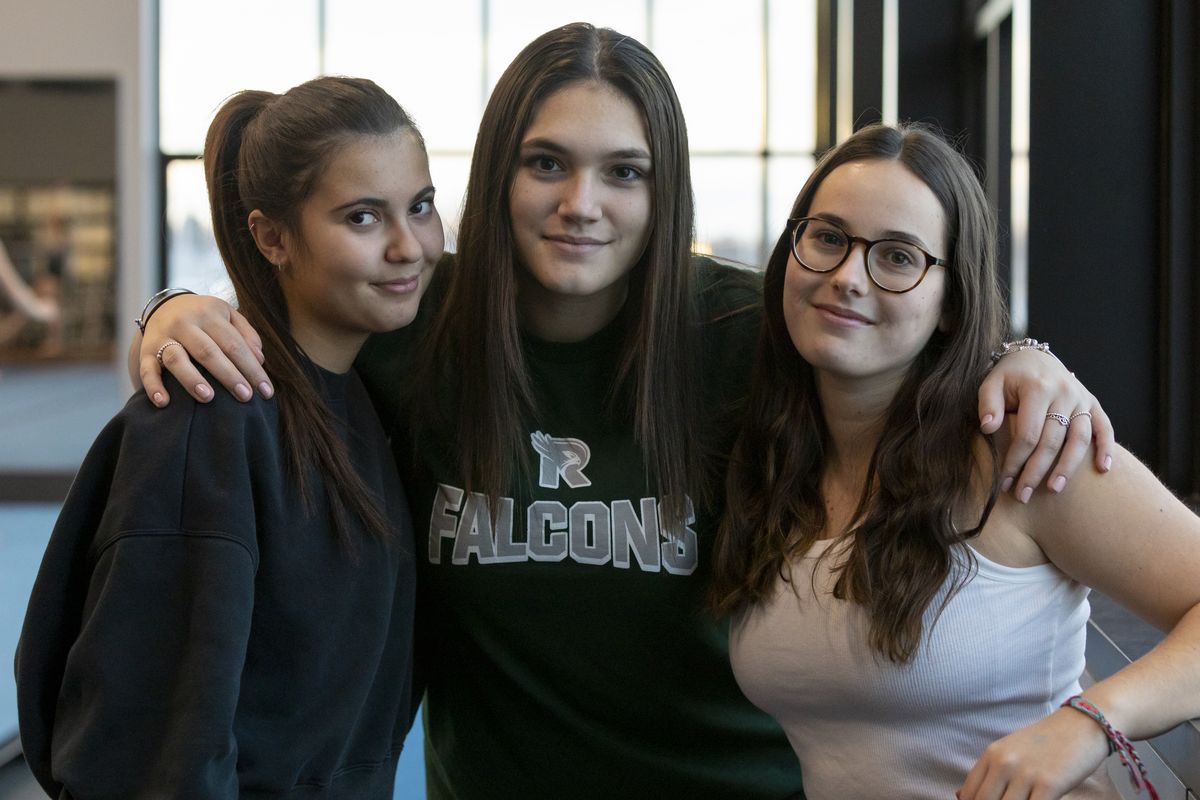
[247,210,290,270]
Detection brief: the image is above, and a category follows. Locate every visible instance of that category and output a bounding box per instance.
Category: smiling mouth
[814,303,873,324]
[372,275,421,294]
[545,235,608,246]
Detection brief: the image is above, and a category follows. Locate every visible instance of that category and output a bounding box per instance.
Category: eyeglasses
[789,216,947,293]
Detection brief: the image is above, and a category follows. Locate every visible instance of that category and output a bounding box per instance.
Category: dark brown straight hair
[205,76,421,542]
[711,123,1007,662]
[414,23,701,519]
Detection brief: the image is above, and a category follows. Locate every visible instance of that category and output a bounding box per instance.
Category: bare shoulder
[964,432,1047,567]
[1023,443,1200,630]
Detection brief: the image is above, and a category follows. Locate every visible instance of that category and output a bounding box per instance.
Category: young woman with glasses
[714,122,1200,799]
[127,25,1113,798]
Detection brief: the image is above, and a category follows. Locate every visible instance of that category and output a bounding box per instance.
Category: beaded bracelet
[1061,695,1158,799]
[990,337,1052,364]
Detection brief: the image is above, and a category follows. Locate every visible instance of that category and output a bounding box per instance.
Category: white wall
[0,0,158,392]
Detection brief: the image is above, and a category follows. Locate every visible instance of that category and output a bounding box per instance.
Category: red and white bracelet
[1061,694,1158,799]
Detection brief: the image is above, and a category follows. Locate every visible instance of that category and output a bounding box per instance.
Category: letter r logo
[530,431,593,489]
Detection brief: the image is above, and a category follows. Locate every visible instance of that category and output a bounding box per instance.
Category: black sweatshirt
[16,364,416,799]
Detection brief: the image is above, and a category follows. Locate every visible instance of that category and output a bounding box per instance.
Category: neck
[516,272,630,343]
[816,370,901,483]
[289,326,364,374]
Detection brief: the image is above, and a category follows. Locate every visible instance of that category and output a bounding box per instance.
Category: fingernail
[980,413,994,429]
[235,383,252,401]
[1019,486,1033,504]
[196,383,213,400]
[152,391,164,406]
[1000,476,1014,493]
[1050,475,1067,493]
[1102,455,1112,472]
[259,381,274,399]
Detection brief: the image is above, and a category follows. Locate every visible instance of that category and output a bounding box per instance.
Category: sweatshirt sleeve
[51,533,255,799]
[16,387,269,800]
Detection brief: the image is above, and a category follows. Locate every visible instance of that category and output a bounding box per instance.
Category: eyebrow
[812,212,935,251]
[520,137,652,162]
[330,185,436,213]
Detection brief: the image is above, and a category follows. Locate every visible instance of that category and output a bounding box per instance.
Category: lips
[813,303,874,325]
[544,234,607,246]
[371,274,421,295]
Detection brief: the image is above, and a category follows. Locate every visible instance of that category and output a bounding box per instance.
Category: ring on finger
[156,339,182,366]
[1045,412,1071,427]
[1068,410,1092,423]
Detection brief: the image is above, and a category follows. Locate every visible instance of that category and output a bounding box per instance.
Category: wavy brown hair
[711,123,1007,662]
[413,23,700,520]
[205,76,421,543]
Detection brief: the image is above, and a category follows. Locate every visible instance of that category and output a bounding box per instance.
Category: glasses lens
[794,219,847,271]
[868,241,927,291]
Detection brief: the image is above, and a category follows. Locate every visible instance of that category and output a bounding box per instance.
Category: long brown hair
[711,123,1007,662]
[414,23,700,519]
[205,76,421,542]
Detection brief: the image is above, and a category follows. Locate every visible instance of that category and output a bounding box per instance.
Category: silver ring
[156,339,182,366]
[1068,410,1092,423]
[1045,412,1071,427]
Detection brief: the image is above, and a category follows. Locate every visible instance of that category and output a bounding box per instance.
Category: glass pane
[691,156,761,267]
[427,154,472,253]
[165,159,227,294]
[160,0,320,154]
[767,154,816,231]
[768,0,818,152]
[653,0,763,152]
[487,1,648,93]
[325,0,484,151]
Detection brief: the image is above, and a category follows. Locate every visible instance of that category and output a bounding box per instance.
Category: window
[159,0,818,289]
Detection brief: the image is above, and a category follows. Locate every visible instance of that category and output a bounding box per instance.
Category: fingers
[170,326,255,403]
[1043,412,1094,492]
[218,309,273,399]
[136,329,213,405]
[1088,401,1115,473]
[995,380,1056,499]
[137,350,171,407]
[140,294,272,404]
[977,368,1007,435]
[983,350,1117,499]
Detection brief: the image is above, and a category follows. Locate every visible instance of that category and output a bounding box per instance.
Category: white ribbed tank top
[729,537,1091,799]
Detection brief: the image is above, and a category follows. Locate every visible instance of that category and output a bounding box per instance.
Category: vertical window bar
[835,0,854,143]
[881,0,898,125]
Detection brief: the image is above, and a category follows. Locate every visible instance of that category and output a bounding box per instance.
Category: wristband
[134,288,195,333]
[990,337,1051,364]
[1060,695,1158,799]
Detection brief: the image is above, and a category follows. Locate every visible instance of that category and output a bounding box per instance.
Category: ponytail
[204,78,414,545]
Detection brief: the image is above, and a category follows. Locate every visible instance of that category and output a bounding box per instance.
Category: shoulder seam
[95,529,258,569]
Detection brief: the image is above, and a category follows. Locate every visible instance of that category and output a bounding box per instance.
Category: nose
[386,220,425,264]
[830,240,871,295]
[558,172,602,223]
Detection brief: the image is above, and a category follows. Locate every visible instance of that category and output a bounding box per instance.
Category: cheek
[780,262,810,346]
[421,223,446,261]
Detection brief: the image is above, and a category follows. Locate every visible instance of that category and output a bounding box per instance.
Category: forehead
[522,81,649,151]
[810,159,946,248]
[310,131,429,196]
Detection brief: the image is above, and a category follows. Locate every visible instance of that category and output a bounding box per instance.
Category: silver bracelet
[990,337,1052,364]
[134,288,195,333]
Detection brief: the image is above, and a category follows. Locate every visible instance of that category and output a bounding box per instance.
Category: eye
[877,243,920,268]
[409,198,435,216]
[528,155,562,173]
[807,225,846,249]
[347,209,380,226]
[611,165,644,181]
